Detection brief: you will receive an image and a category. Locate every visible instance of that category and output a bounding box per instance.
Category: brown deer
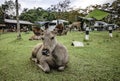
[31,30,69,73]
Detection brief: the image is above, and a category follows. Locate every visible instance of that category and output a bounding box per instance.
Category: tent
[86,9,109,20]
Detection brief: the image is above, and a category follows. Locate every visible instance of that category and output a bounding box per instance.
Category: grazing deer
[31,30,69,73]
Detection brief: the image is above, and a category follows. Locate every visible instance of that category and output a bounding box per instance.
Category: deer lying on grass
[31,30,69,73]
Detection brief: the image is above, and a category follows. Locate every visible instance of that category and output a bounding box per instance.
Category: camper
[48,19,69,31]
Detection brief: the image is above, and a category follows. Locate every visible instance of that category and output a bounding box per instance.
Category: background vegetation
[0,31,120,81]
[0,0,120,24]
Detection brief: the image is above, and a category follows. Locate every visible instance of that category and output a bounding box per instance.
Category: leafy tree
[1,0,21,19]
[0,6,4,23]
[22,8,28,13]
[100,0,120,26]
[111,0,120,26]
[7,0,20,18]
[67,8,81,22]
[19,7,56,22]
[49,0,71,20]
[4,0,15,16]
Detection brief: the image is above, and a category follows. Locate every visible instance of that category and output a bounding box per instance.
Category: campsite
[0,0,120,81]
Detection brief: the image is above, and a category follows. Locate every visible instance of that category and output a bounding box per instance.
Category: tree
[19,7,56,22]
[111,0,120,26]
[20,7,46,22]
[100,0,120,26]
[4,0,14,18]
[22,8,28,13]
[1,0,21,19]
[4,0,15,16]
[67,8,81,22]
[49,0,71,20]
[16,0,21,39]
[0,6,4,23]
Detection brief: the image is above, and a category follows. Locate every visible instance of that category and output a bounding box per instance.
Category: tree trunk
[16,0,21,39]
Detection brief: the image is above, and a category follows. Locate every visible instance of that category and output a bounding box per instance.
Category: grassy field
[0,31,120,81]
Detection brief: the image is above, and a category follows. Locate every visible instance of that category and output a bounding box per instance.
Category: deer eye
[51,37,54,40]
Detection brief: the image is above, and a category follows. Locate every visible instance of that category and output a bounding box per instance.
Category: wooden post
[108,26,113,38]
[85,26,89,40]
[16,0,21,39]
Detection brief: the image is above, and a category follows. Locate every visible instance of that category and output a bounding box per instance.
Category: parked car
[93,21,108,31]
[48,19,69,31]
[93,21,119,31]
[106,24,119,30]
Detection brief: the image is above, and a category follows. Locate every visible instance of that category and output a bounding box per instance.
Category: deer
[30,30,69,73]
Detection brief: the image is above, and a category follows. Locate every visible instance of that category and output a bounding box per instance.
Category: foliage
[19,7,82,23]
[97,0,120,25]
[19,7,55,23]
[110,0,120,26]
[78,0,120,26]
[48,0,70,13]
[0,31,120,81]
[19,0,82,22]
[0,6,4,23]
[0,0,21,19]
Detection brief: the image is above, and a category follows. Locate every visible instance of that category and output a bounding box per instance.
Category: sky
[0,0,115,12]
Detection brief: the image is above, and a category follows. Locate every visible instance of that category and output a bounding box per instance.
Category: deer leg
[58,66,65,71]
[30,57,37,63]
[37,61,50,73]
[30,52,37,63]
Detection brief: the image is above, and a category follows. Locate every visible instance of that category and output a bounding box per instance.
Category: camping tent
[86,9,109,20]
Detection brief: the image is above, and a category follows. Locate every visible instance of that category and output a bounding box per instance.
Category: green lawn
[0,31,120,81]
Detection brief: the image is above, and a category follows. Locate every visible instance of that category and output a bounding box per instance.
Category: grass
[0,31,120,81]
